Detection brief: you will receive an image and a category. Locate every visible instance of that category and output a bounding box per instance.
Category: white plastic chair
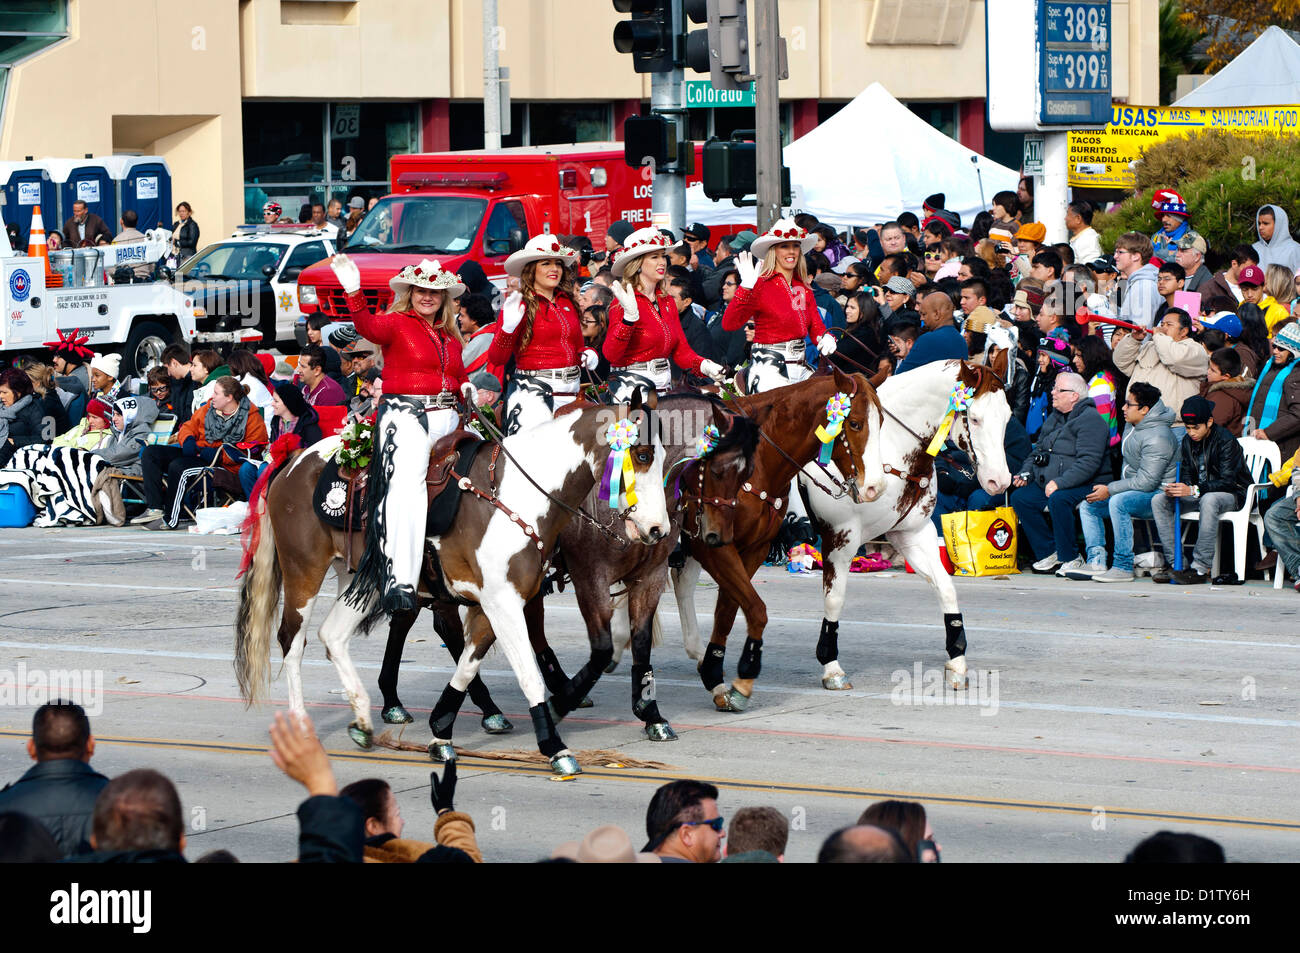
[1179,437,1280,579]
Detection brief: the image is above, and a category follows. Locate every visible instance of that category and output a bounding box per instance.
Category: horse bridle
[877,365,986,493]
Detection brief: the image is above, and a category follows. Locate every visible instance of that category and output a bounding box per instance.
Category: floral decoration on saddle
[336,418,375,471]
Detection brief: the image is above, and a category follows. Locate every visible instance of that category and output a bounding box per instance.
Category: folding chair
[1179,437,1281,579]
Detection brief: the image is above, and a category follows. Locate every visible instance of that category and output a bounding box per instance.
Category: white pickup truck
[0,248,260,375]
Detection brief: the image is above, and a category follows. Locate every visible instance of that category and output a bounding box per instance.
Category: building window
[908,101,959,141]
[446,102,610,150]
[242,101,419,223]
[0,0,68,129]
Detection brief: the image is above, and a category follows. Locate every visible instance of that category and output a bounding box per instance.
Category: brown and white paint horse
[804,360,1012,692]
[235,398,671,776]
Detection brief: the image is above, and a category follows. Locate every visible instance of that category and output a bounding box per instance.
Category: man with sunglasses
[1245,321,1300,462]
[642,780,724,863]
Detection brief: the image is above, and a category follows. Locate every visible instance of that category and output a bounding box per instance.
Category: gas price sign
[1039,1,1111,126]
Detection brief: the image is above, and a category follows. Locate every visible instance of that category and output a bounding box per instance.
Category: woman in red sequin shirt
[604,227,724,401]
[489,235,598,434]
[331,254,477,616]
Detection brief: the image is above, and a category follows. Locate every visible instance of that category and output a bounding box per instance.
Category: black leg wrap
[529,702,565,758]
[631,664,665,724]
[699,643,726,691]
[944,613,968,659]
[429,684,466,738]
[535,646,571,696]
[815,619,840,665]
[466,675,501,717]
[554,646,613,717]
[737,637,763,679]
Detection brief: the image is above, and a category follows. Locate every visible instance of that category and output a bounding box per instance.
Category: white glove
[817,333,838,356]
[500,291,525,333]
[735,251,760,289]
[581,348,600,371]
[610,281,639,321]
[699,359,725,382]
[459,381,477,401]
[330,254,361,294]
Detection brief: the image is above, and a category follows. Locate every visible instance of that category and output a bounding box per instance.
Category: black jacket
[1180,422,1251,506]
[271,405,323,448]
[171,219,200,261]
[0,395,49,466]
[62,794,364,863]
[168,376,196,425]
[706,304,747,367]
[1004,355,1031,425]
[40,389,71,437]
[937,416,1032,498]
[832,321,882,375]
[0,758,108,856]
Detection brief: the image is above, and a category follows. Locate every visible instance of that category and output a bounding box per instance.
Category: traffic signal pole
[483,0,501,149]
[650,2,686,235]
[753,0,780,232]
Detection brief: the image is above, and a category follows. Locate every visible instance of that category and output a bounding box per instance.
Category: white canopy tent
[1173,25,1300,107]
[686,82,1020,229]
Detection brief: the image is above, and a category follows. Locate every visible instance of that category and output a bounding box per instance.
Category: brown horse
[672,369,886,712]
[235,397,672,776]
[526,393,762,743]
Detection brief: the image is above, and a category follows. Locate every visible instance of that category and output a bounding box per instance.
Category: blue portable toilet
[0,161,57,249]
[48,157,117,234]
[107,156,173,232]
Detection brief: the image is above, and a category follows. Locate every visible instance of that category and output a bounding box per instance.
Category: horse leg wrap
[466,675,501,718]
[737,638,763,679]
[944,613,968,659]
[535,646,571,697]
[631,664,665,724]
[816,619,840,665]
[429,684,466,739]
[529,702,566,758]
[699,644,726,691]
[554,646,613,718]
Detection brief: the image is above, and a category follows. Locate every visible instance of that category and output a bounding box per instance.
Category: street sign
[1023,135,1044,176]
[1038,1,1111,125]
[685,80,756,108]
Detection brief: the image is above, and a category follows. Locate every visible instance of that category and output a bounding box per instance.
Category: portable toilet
[47,157,118,234]
[0,160,58,250]
[106,155,173,232]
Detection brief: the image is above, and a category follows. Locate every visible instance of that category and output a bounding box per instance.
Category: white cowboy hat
[388,258,465,297]
[504,234,580,278]
[750,218,817,260]
[612,226,673,276]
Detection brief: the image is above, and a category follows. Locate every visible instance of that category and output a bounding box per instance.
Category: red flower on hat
[550,241,560,252]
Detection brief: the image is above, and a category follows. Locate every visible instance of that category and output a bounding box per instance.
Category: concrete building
[1,0,1159,241]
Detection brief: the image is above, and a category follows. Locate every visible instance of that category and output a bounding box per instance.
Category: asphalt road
[0,524,1296,863]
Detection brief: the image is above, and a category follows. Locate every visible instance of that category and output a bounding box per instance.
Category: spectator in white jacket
[1066,201,1103,265]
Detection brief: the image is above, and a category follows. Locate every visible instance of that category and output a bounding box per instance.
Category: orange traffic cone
[28,205,62,288]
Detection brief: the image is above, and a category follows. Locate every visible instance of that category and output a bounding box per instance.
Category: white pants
[376,398,459,595]
[608,365,672,403]
[504,376,578,434]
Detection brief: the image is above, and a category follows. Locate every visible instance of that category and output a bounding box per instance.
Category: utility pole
[1039,132,1069,243]
[753,0,781,231]
[650,1,686,234]
[483,0,501,150]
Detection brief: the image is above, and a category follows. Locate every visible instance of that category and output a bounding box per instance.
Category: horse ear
[711,402,732,434]
[644,387,658,411]
[989,347,1009,382]
[831,366,850,391]
[628,388,643,414]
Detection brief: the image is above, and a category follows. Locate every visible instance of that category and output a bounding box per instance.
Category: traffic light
[612,0,675,74]
[623,115,676,170]
[703,134,789,206]
[682,0,751,92]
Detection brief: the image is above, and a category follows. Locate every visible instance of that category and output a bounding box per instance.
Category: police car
[177,225,336,346]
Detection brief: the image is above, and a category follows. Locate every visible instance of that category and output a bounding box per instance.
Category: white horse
[804,360,1013,692]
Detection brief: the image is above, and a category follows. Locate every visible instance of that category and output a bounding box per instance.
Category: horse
[235,396,672,777]
[526,393,762,743]
[804,359,1013,693]
[670,369,887,712]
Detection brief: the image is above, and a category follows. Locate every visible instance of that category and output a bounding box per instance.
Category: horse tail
[235,503,282,706]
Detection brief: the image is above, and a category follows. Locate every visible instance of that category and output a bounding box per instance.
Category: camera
[1031,450,1050,467]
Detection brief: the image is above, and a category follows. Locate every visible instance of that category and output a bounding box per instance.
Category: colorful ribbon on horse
[926,384,977,456]
[815,392,852,465]
[600,418,641,509]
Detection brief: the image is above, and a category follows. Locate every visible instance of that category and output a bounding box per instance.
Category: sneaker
[1056,557,1086,577]
[1170,568,1209,585]
[1064,558,1107,580]
[1151,568,1172,584]
[1031,552,1060,573]
[130,508,164,525]
[1093,567,1135,583]
[144,518,176,532]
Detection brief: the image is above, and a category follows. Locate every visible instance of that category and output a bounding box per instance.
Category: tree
[1179,1,1300,72]
[1160,1,1207,103]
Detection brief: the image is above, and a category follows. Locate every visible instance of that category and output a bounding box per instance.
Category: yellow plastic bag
[941,507,1020,577]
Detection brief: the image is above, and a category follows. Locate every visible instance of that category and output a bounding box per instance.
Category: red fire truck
[296,142,747,322]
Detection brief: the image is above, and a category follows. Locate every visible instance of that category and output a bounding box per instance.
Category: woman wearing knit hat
[328,253,479,614]
[487,235,593,434]
[721,218,838,394]
[604,227,724,401]
[88,352,124,404]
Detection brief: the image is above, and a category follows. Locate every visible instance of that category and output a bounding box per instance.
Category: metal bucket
[48,250,75,287]
[72,247,106,287]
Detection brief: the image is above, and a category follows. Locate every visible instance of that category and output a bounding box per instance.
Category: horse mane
[954,360,1005,397]
[714,410,761,459]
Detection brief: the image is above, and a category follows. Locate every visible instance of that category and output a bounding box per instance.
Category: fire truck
[296,142,747,321]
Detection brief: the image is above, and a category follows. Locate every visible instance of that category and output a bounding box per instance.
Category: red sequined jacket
[344,290,466,395]
[722,272,827,344]
[487,292,584,371]
[605,290,704,374]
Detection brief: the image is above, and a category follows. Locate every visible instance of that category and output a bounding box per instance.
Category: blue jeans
[239,461,268,500]
[931,488,1000,534]
[1078,490,1156,571]
[1010,481,1092,561]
